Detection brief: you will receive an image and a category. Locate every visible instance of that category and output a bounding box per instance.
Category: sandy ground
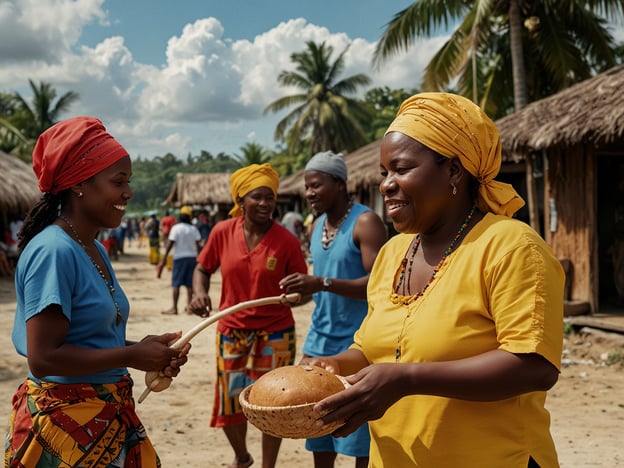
[1,243,624,467]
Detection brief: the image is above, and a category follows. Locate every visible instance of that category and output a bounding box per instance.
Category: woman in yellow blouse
[302,92,564,468]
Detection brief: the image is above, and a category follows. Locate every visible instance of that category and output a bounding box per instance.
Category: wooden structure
[0,150,40,226]
[162,172,233,220]
[497,64,624,316]
[164,171,307,221]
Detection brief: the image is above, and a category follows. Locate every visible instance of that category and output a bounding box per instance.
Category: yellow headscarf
[385,92,524,217]
[228,163,279,217]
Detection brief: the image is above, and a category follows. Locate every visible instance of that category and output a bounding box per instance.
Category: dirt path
[1,243,623,466]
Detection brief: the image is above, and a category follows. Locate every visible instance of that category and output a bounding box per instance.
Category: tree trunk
[509,0,540,231]
[509,0,528,110]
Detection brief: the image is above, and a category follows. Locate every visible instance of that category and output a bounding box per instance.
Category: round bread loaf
[248,365,345,407]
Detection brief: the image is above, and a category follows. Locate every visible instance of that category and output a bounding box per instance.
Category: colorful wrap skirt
[211,326,296,428]
[4,376,160,467]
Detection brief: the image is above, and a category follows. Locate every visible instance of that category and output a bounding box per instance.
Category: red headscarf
[32,116,129,195]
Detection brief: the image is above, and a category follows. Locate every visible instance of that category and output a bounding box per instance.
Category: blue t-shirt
[12,225,129,384]
[303,203,370,356]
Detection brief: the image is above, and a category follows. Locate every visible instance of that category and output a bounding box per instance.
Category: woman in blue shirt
[6,116,191,467]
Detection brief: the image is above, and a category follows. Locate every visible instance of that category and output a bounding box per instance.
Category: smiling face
[379,132,454,234]
[80,155,133,229]
[240,186,276,225]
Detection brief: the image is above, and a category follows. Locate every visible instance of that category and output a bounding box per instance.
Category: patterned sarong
[5,376,160,467]
[211,326,296,427]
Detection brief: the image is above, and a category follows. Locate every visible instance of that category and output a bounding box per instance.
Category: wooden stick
[138,292,301,403]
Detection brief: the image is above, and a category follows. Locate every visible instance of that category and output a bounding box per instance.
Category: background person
[5,116,190,467]
[188,163,308,468]
[303,93,565,468]
[157,205,201,315]
[160,209,176,246]
[196,210,212,247]
[146,213,160,264]
[280,151,387,468]
[138,216,147,248]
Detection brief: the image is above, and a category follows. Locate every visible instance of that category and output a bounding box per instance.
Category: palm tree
[264,41,373,155]
[2,80,79,160]
[12,80,80,138]
[372,1,624,117]
[234,142,271,167]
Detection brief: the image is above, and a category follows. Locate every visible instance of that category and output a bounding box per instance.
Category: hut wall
[545,145,596,311]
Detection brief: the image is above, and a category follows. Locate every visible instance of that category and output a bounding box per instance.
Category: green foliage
[362,86,418,141]
[0,80,79,160]
[606,349,624,366]
[128,150,242,213]
[373,0,624,118]
[233,142,272,167]
[264,40,373,157]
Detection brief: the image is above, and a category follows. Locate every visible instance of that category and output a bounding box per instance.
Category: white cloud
[0,0,106,63]
[0,5,442,158]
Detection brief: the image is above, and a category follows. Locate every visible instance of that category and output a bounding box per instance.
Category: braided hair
[17,191,69,252]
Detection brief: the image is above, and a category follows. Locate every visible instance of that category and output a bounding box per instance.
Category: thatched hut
[497,64,624,317]
[163,173,233,220]
[165,172,310,221]
[0,150,40,227]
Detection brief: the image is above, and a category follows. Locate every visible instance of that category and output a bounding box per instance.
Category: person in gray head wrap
[280,149,387,468]
[305,151,348,182]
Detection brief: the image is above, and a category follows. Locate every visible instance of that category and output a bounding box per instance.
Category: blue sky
[1,0,443,159]
[80,1,415,64]
[1,1,622,161]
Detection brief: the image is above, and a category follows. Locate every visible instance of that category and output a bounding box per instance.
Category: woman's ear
[69,183,84,198]
[447,157,465,186]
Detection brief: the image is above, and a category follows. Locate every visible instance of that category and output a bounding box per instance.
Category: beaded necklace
[395,204,476,299]
[60,216,123,325]
[321,198,354,249]
[393,205,476,361]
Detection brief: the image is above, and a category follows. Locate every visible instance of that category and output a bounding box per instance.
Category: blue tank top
[303,202,370,356]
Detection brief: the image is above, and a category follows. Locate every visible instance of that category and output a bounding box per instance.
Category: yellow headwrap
[228,163,279,217]
[385,92,524,217]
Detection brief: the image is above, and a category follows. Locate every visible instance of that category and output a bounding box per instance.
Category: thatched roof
[0,150,40,216]
[163,172,232,207]
[497,64,624,159]
[278,139,384,197]
[343,139,383,191]
[278,169,305,196]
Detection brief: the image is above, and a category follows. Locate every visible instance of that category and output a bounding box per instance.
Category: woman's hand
[160,342,191,378]
[279,272,321,296]
[187,292,211,317]
[314,363,409,437]
[129,332,186,371]
[155,261,165,278]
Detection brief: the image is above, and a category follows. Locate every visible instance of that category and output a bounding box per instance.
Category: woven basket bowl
[239,384,345,439]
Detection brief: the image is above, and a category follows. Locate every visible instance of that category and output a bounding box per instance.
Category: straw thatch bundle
[0,150,40,218]
[497,64,624,158]
[163,172,232,207]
